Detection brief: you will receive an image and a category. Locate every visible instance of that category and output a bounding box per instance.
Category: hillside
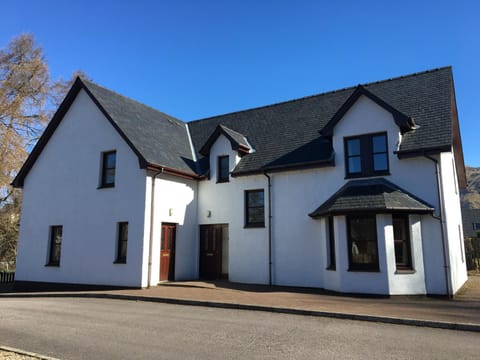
[461,166,480,209]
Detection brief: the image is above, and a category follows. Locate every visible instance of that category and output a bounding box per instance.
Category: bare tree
[0,34,81,267]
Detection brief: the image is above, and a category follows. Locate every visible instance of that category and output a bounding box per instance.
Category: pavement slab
[1,275,480,331]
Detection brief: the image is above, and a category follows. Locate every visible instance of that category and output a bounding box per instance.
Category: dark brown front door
[199,224,227,280]
[160,223,176,281]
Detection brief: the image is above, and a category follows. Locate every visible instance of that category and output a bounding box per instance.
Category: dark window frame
[347,215,379,272]
[115,222,128,264]
[327,216,336,270]
[217,155,230,183]
[46,225,63,266]
[245,189,265,228]
[344,132,389,178]
[393,215,412,271]
[100,150,116,188]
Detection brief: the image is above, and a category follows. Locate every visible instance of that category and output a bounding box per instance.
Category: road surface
[0,297,478,359]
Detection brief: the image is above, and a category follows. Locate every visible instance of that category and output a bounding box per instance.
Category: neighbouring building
[12,67,468,295]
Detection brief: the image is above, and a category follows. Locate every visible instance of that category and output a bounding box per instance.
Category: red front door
[160,223,176,281]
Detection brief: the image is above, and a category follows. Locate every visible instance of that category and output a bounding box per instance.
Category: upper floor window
[101,150,116,188]
[217,155,229,183]
[344,133,389,178]
[245,189,265,228]
[47,225,63,266]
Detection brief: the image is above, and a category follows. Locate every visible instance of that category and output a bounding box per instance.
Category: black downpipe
[264,172,272,286]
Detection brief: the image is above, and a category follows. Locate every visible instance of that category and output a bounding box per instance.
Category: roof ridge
[81,78,186,127]
[219,124,247,137]
[188,66,452,124]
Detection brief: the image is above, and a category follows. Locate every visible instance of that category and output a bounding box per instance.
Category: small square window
[245,190,265,228]
[217,155,229,183]
[100,151,116,188]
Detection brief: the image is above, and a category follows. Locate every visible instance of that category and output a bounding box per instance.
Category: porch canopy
[309,178,434,218]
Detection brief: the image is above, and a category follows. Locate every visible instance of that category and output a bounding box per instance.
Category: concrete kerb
[0,345,60,360]
[2,292,479,333]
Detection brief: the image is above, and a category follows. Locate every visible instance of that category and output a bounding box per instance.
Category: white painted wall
[439,151,468,293]
[16,89,147,287]
[386,215,426,295]
[198,135,269,284]
[16,91,465,296]
[264,96,441,294]
[142,173,198,287]
[194,95,458,295]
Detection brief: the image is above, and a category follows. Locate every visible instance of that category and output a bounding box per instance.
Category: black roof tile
[189,67,456,175]
[12,67,460,188]
[309,178,435,217]
[82,80,197,174]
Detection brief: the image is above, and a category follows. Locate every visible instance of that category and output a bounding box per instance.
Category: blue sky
[2,0,479,165]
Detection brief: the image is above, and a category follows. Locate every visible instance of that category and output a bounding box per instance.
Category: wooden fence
[0,271,15,284]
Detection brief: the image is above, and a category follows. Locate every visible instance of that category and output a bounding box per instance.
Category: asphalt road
[0,297,478,360]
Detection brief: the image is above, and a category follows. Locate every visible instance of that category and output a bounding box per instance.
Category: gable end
[320,85,416,137]
[11,77,148,188]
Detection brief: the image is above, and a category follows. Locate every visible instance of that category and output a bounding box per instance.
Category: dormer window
[344,133,389,178]
[217,155,229,183]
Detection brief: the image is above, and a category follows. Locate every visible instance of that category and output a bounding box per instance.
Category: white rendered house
[12,67,468,296]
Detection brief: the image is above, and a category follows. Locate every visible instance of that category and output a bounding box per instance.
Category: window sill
[114,260,126,264]
[348,267,380,273]
[395,269,415,274]
[326,266,336,271]
[45,263,60,267]
[216,179,229,184]
[345,172,390,180]
[244,224,265,229]
[98,184,115,189]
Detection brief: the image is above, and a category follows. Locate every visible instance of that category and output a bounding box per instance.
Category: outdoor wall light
[206,210,211,218]
[169,208,174,216]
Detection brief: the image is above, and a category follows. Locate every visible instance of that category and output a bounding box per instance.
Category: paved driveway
[0,297,479,359]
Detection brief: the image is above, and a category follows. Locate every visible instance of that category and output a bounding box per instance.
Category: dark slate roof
[82,79,196,174]
[12,67,463,188]
[461,208,480,238]
[199,125,251,156]
[12,78,197,187]
[309,178,434,217]
[188,67,458,176]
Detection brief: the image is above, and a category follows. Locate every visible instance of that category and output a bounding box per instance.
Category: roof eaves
[231,157,335,178]
[395,145,452,158]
